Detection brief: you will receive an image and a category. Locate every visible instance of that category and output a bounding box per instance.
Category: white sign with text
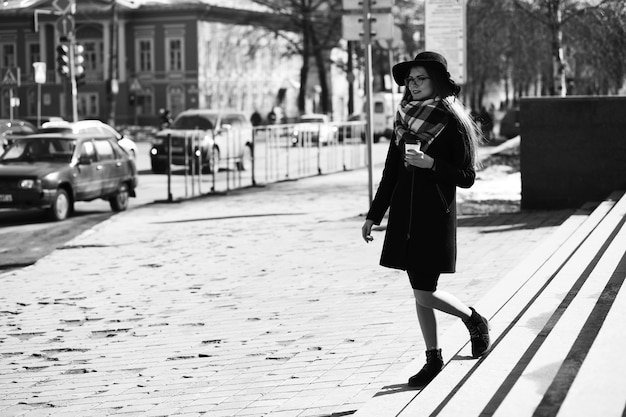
[425,0,467,84]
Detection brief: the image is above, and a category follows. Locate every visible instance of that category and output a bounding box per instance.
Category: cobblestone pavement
[0,153,574,417]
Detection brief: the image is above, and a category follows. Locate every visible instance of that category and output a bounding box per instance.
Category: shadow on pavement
[458,209,576,232]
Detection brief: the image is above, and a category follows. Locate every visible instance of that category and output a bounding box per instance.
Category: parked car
[499,107,520,139]
[0,132,138,220]
[39,120,138,159]
[1,119,37,149]
[150,109,253,174]
[335,115,366,143]
[291,114,337,146]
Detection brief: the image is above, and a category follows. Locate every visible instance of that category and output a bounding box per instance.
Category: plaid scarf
[394,96,449,152]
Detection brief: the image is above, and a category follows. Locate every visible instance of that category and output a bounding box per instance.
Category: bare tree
[511,0,620,96]
[251,0,343,114]
[567,1,626,94]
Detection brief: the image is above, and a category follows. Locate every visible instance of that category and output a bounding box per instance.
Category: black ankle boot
[408,348,443,388]
[462,307,490,358]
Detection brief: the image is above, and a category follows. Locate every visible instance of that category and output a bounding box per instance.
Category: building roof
[0,0,272,12]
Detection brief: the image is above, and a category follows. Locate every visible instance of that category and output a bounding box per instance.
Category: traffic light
[74,43,86,86]
[129,92,136,106]
[56,44,70,78]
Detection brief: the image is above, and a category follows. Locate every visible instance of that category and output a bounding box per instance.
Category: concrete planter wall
[520,96,626,209]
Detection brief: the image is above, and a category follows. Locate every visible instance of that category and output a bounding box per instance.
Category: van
[371,92,395,141]
[352,92,395,142]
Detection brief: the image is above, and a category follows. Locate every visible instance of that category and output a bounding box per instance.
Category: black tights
[407,269,440,291]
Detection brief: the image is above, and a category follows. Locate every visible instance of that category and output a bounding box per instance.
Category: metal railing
[162,120,368,200]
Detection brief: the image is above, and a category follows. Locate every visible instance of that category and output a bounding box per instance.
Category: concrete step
[354,191,626,417]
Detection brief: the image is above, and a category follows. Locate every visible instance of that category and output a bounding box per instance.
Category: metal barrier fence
[162,120,368,200]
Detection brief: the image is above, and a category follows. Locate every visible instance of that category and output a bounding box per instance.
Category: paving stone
[0,156,572,415]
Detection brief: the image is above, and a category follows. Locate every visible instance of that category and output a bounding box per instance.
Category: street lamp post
[108,0,119,126]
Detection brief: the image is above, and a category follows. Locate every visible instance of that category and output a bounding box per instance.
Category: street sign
[425,0,467,84]
[56,14,74,36]
[52,0,71,13]
[33,62,46,84]
[1,67,20,86]
[129,78,143,92]
[342,15,363,40]
[342,0,393,9]
[342,13,394,40]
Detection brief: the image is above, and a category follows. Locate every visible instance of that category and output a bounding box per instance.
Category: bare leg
[415,303,438,350]
[413,289,472,320]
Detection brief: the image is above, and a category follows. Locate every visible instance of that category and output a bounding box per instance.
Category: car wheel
[109,183,129,212]
[49,189,72,221]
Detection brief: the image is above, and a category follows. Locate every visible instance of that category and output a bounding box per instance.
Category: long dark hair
[421,63,484,168]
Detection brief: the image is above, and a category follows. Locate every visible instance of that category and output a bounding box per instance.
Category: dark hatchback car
[0,133,138,220]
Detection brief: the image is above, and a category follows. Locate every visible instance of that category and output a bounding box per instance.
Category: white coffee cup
[405,142,421,154]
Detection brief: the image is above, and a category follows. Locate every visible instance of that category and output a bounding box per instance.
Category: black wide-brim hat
[392,51,449,86]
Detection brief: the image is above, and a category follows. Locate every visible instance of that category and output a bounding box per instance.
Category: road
[0,142,157,271]
[0,139,380,272]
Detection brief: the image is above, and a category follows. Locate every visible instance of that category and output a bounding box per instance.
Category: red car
[0,132,138,220]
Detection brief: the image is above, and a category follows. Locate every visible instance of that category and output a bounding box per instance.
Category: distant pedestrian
[267,109,276,124]
[361,51,491,389]
[478,106,493,141]
[250,110,262,126]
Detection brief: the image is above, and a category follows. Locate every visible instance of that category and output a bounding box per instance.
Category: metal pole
[108,0,118,126]
[69,37,78,122]
[251,128,256,186]
[37,83,41,127]
[167,134,173,202]
[68,0,78,122]
[388,46,396,114]
[9,89,13,120]
[363,0,375,206]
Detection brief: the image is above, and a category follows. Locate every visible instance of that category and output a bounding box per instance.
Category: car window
[0,140,28,160]
[94,139,115,161]
[80,140,96,160]
[173,114,216,130]
[223,115,242,129]
[48,138,76,160]
[0,138,74,162]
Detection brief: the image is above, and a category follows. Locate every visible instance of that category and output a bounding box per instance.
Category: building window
[83,42,98,71]
[137,39,153,72]
[80,39,104,80]
[167,86,185,117]
[166,38,183,72]
[27,43,40,74]
[137,90,154,116]
[1,43,16,67]
[77,93,99,118]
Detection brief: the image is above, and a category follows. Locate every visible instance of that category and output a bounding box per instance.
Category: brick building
[0,0,303,126]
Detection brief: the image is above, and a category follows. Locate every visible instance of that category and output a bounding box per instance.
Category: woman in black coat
[361,52,491,389]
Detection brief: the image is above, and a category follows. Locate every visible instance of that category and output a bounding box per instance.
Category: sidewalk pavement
[0,149,575,417]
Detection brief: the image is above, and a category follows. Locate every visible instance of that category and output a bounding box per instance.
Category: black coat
[366,119,475,273]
